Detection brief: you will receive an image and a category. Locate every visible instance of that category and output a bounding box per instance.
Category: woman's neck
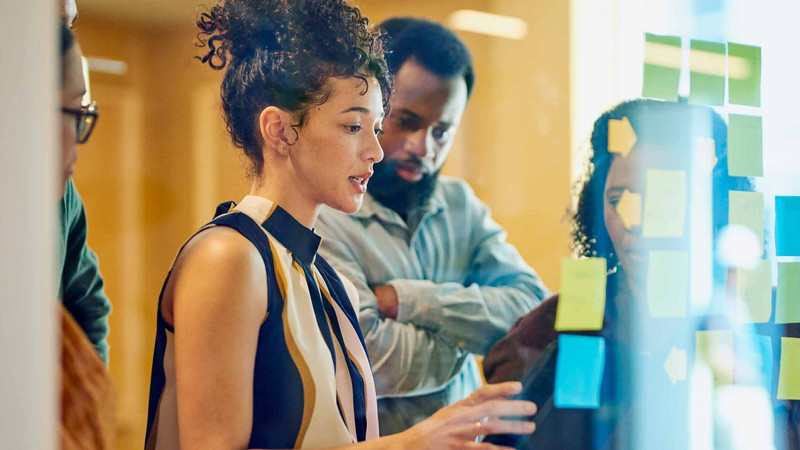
[249,176,320,230]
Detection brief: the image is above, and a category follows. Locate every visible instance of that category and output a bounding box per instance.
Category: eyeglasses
[61,101,99,144]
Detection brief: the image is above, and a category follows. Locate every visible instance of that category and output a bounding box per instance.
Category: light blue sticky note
[642,169,687,238]
[734,333,772,392]
[555,335,606,409]
[776,262,800,324]
[728,114,763,177]
[647,251,689,317]
[776,196,800,257]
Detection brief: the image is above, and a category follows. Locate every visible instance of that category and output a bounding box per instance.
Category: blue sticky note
[555,335,606,408]
[776,196,800,256]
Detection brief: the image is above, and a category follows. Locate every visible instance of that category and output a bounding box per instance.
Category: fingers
[469,399,537,422]
[478,418,536,436]
[461,382,523,406]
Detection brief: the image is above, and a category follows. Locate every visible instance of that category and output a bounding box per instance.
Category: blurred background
[6,0,797,448]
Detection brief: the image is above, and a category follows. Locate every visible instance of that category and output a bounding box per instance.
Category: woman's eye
[608,197,621,206]
[347,125,362,133]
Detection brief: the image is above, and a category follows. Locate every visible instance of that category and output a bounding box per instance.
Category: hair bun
[195,0,286,70]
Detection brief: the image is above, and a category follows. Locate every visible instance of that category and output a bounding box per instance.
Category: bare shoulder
[162,226,267,326]
[334,269,360,312]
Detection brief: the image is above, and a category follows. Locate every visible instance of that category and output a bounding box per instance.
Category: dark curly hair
[571,98,754,270]
[379,17,475,98]
[195,0,392,176]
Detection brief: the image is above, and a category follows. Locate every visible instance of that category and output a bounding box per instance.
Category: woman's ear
[258,106,295,157]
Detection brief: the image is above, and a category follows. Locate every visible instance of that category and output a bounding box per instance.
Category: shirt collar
[236,195,321,265]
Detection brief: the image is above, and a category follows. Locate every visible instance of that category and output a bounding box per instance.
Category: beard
[367,158,439,216]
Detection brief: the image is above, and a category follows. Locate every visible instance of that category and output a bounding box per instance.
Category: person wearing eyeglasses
[58,14,110,365]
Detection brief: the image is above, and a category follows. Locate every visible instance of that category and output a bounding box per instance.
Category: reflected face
[377,58,468,182]
[603,146,677,291]
[61,42,86,197]
[290,76,384,214]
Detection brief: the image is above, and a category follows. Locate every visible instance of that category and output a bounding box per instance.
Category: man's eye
[432,126,450,141]
[397,116,419,131]
[374,128,384,136]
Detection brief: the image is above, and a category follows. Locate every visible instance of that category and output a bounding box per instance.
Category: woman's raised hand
[398,381,536,450]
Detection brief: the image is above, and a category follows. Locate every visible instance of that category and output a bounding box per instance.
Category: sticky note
[776,196,800,256]
[778,337,800,400]
[734,333,772,390]
[643,33,681,101]
[663,346,688,385]
[689,40,726,106]
[555,335,606,408]
[728,43,761,107]
[776,262,800,324]
[616,189,642,229]
[642,169,687,238]
[555,258,607,331]
[696,329,734,386]
[728,114,763,177]
[736,259,772,323]
[647,251,689,317]
[608,117,637,157]
[728,191,764,255]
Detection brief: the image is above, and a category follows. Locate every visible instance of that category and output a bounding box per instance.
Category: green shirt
[58,178,111,363]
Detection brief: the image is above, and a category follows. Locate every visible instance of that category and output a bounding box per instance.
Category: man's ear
[258,106,295,156]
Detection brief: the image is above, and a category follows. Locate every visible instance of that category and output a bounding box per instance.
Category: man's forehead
[391,60,468,123]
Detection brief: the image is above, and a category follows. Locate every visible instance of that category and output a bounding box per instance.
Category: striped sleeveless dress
[145,195,379,449]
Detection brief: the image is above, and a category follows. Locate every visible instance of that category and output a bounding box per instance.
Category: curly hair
[195,0,392,176]
[571,99,754,269]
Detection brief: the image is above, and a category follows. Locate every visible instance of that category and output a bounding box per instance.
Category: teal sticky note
[734,333,772,391]
[736,259,772,323]
[555,258,607,331]
[643,33,681,101]
[776,196,800,256]
[776,262,800,324]
[642,169,687,238]
[555,335,606,408]
[689,40,726,106]
[728,114,763,177]
[728,191,764,255]
[647,251,689,317]
[728,43,761,107]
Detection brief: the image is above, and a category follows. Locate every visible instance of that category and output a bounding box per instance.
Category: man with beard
[316,17,549,435]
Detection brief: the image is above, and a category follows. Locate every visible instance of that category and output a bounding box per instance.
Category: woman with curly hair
[144,1,536,449]
[482,99,765,448]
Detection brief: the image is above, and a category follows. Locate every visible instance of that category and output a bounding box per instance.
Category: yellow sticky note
[555,258,607,331]
[642,169,687,238]
[778,337,800,400]
[616,189,642,230]
[696,329,734,386]
[696,137,718,173]
[736,259,772,323]
[608,117,637,157]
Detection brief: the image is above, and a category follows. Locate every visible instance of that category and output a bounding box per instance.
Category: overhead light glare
[448,9,528,40]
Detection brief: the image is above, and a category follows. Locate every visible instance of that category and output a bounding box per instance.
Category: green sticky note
[736,259,772,323]
[647,251,688,317]
[728,43,761,107]
[689,40,726,106]
[776,262,800,324]
[642,169,687,238]
[555,258,607,331]
[728,114,763,177]
[778,337,800,400]
[728,191,764,254]
[696,329,734,386]
[643,33,681,101]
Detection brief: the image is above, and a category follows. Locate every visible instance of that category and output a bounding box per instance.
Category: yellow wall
[74,2,570,448]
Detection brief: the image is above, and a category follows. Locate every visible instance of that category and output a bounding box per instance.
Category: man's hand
[373,284,399,320]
